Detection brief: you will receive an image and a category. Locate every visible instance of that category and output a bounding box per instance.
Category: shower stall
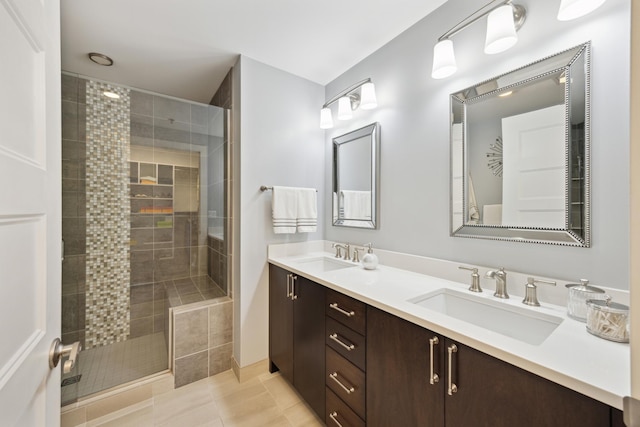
[61,73,231,405]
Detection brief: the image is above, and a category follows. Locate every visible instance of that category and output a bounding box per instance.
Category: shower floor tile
[62,332,168,405]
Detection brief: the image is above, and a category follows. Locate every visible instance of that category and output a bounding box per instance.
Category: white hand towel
[272,186,298,234]
[296,188,317,233]
[341,190,371,220]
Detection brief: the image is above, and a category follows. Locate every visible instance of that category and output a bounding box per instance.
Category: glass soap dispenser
[361,243,378,270]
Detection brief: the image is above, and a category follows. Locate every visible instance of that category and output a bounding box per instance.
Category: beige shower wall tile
[174,350,208,388]
[209,343,232,375]
[174,307,208,358]
[209,300,232,347]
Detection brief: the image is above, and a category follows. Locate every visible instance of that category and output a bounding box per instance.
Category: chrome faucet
[486,268,509,299]
[522,277,556,306]
[459,266,482,293]
[331,243,350,261]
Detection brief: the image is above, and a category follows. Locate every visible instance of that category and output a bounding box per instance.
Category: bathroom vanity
[268,242,628,426]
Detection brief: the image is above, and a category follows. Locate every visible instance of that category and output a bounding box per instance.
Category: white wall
[324,0,631,290]
[234,56,325,367]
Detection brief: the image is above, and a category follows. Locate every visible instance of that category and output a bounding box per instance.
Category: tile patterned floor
[66,370,324,427]
[62,332,169,405]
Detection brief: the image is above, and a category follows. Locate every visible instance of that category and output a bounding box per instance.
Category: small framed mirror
[450,42,590,246]
[333,122,380,229]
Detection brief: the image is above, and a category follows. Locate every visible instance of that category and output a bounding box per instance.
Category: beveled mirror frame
[332,122,380,229]
[450,42,591,246]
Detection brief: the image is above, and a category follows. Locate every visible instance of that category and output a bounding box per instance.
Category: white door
[0,0,62,425]
[501,104,566,228]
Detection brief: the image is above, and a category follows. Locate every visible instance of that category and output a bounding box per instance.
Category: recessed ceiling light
[103,91,120,99]
[88,52,114,66]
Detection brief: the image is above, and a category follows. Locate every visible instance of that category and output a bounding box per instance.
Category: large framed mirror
[450,42,590,246]
[333,122,380,229]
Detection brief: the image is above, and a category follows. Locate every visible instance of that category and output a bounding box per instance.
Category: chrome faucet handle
[352,247,363,263]
[522,277,556,307]
[343,243,351,261]
[458,266,482,293]
[331,243,343,258]
[486,267,509,299]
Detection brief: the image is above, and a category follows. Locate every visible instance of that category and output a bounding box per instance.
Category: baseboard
[231,357,269,383]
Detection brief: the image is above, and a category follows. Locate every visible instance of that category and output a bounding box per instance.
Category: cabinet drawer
[326,346,366,420]
[326,317,366,370]
[326,387,365,427]
[326,289,366,335]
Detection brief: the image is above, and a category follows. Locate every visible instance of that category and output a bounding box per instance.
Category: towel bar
[260,186,317,192]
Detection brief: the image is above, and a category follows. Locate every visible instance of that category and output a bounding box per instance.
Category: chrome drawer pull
[286,274,291,298]
[329,372,355,394]
[429,336,440,385]
[329,303,355,317]
[291,275,298,300]
[329,411,343,427]
[447,343,458,396]
[329,333,355,351]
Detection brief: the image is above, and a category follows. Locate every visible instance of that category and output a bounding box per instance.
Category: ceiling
[60,0,447,104]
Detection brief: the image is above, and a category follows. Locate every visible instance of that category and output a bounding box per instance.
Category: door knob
[49,338,81,373]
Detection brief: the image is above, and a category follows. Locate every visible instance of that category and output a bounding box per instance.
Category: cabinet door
[444,339,611,427]
[293,276,326,420]
[366,306,444,426]
[268,264,293,383]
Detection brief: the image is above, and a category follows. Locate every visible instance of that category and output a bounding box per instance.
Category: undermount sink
[291,256,355,272]
[409,288,563,345]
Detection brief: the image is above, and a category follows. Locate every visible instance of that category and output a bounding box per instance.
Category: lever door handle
[49,338,82,373]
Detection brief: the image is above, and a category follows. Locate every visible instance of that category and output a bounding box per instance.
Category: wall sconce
[320,78,377,129]
[431,0,608,79]
[431,0,527,80]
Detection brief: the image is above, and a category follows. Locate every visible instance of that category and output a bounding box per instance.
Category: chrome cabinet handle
[329,303,355,317]
[329,411,343,427]
[429,336,440,385]
[329,333,355,351]
[329,372,355,394]
[286,274,291,298]
[291,275,298,300]
[447,343,458,396]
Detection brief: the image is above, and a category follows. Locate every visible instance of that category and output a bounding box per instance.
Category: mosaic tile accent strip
[85,81,131,349]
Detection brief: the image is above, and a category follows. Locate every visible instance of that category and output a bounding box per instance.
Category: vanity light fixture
[319,78,377,129]
[431,0,526,79]
[557,0,607,21]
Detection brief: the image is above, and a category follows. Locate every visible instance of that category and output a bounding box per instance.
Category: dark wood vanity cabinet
[269,266,623,426]
[444,339,611,427]
[268,264,325,421]
[367,305,616,427]
[366,305,444,427]
[325,289,368,426]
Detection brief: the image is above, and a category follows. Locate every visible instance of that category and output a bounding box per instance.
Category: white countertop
[268,242,630,410]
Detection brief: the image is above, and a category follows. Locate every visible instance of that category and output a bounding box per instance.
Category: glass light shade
[484,5,518,55]
[103,91,120,99]
[337,97,353,120]
[557,0,607,20]
[360,82,377,110]
[320,107,333,129]
[431,39,457,79]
